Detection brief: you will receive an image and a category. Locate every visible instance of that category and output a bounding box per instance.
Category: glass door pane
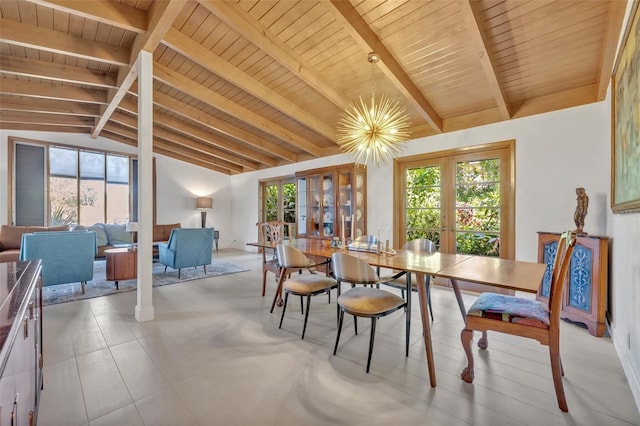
[405,165,442,247]
[296,177,307,237]
[337,169,353,240]
[308,175,321,237]
[282,182,296,236]
[320,173,334,238]
[454,158,501,257]
[264,184,278,221]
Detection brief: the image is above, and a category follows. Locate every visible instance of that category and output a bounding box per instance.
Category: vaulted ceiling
[0,0,628,175]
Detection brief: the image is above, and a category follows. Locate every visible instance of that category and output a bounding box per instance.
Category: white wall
[0,130,231,246]
[229,100,639,408]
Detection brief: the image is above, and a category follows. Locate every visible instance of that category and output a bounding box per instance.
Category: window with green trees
[397,141,514,260]
[261,178,296,235]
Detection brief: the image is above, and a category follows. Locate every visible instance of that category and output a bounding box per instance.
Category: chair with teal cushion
[20,231,97,294]
[460,231,577,412]
[158,228,214,279]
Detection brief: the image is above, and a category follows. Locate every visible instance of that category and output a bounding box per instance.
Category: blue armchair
[20,231,97,294]
[158,228,214,278]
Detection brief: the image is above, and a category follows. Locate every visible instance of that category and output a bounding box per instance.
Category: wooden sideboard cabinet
[295,163,366,240]
[537,232,609,336]
[0,260,43,426]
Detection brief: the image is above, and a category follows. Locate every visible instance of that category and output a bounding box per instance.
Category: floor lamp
[196,197,213,228]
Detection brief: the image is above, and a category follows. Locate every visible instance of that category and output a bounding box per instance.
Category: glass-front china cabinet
[296,163,366,240]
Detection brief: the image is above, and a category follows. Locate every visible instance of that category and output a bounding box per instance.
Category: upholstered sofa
[0,224,70,262]
[77,222,181,257]
[158,228,214,278]
[20,231,97,293]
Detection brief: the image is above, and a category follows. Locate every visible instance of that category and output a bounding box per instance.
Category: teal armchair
[20,231,97,294]
[158,228,214,278]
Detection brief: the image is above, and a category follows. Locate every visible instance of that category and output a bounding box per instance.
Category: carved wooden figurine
[573,187,589,235]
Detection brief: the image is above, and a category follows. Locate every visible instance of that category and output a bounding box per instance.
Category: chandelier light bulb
[336,52,411,166]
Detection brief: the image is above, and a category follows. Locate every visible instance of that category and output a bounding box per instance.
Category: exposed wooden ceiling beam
[0,54,117,88]
[326,0,443,133]
[0,96,100,116]
[0,79,107,104]
[0,122,87,133]
[22,0,147,33]
[458,0,510,120]
[91,0,186,138]
[116,97,270,169]
[0,18,129,66]
[162,28,338,144]
[154,62,323,158]
[110,109,255,173]
[150,90,297,164]
[102,123,238,175]
[597,0,629,100]
[199,0,349,110]
[0,111,94,127]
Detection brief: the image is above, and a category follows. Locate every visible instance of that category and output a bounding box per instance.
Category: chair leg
[81,281,86,294]
[203,265,207,274]
[300,295,304,314]
[460,328,475,383]
[178,269,181,279]
[353,316,358,335]
[270,269,287,314]
[478,331,488,349]
[279,292,289,329]
[549,342,569,412]
[301,295,312,340]
[333,310,345,355]
[366,318,377,373]
[164,265,167,273]
[262,268,268,296]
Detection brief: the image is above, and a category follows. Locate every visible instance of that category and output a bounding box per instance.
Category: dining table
[246,238,547,388]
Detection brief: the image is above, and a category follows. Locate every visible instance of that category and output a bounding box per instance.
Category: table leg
[405,272,411,357]
[416,272,436,387]
[270,267,286,313]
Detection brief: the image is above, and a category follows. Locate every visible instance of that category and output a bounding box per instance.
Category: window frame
[393,140,515,259]
[258,175,296,226]
[8,137,143,226]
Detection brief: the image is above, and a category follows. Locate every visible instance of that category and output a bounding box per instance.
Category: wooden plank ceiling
[0,0,628,175]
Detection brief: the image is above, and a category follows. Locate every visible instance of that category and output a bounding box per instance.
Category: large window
[395,141,514,259]
[10,139,137,227]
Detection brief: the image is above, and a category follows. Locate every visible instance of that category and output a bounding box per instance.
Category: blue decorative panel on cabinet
[537,232,609,337]
[568,244,593,311]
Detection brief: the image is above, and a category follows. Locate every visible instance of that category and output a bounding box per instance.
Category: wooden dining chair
[331,252,408,373]
[256,221,291,297]
[383,238,437,321]
[274,244,336,339]
[460,231,577,412]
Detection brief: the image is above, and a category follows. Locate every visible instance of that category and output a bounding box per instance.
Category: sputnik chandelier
[337,52,411,166]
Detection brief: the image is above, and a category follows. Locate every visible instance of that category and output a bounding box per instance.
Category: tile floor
[38,250,639,426]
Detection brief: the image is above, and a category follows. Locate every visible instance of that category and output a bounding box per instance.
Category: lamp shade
[125,222,139,232]
[196,197,213,210]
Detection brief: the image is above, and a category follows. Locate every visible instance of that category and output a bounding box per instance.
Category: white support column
[135,50,155,322]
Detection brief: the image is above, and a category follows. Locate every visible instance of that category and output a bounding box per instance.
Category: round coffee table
[105,248,137,289]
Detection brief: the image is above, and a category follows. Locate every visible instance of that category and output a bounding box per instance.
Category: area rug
[42,259,250,305]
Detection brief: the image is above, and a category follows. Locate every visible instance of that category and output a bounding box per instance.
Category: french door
[395,141,515,261]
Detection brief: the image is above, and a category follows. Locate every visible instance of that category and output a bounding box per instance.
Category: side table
[105,248,137,289]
